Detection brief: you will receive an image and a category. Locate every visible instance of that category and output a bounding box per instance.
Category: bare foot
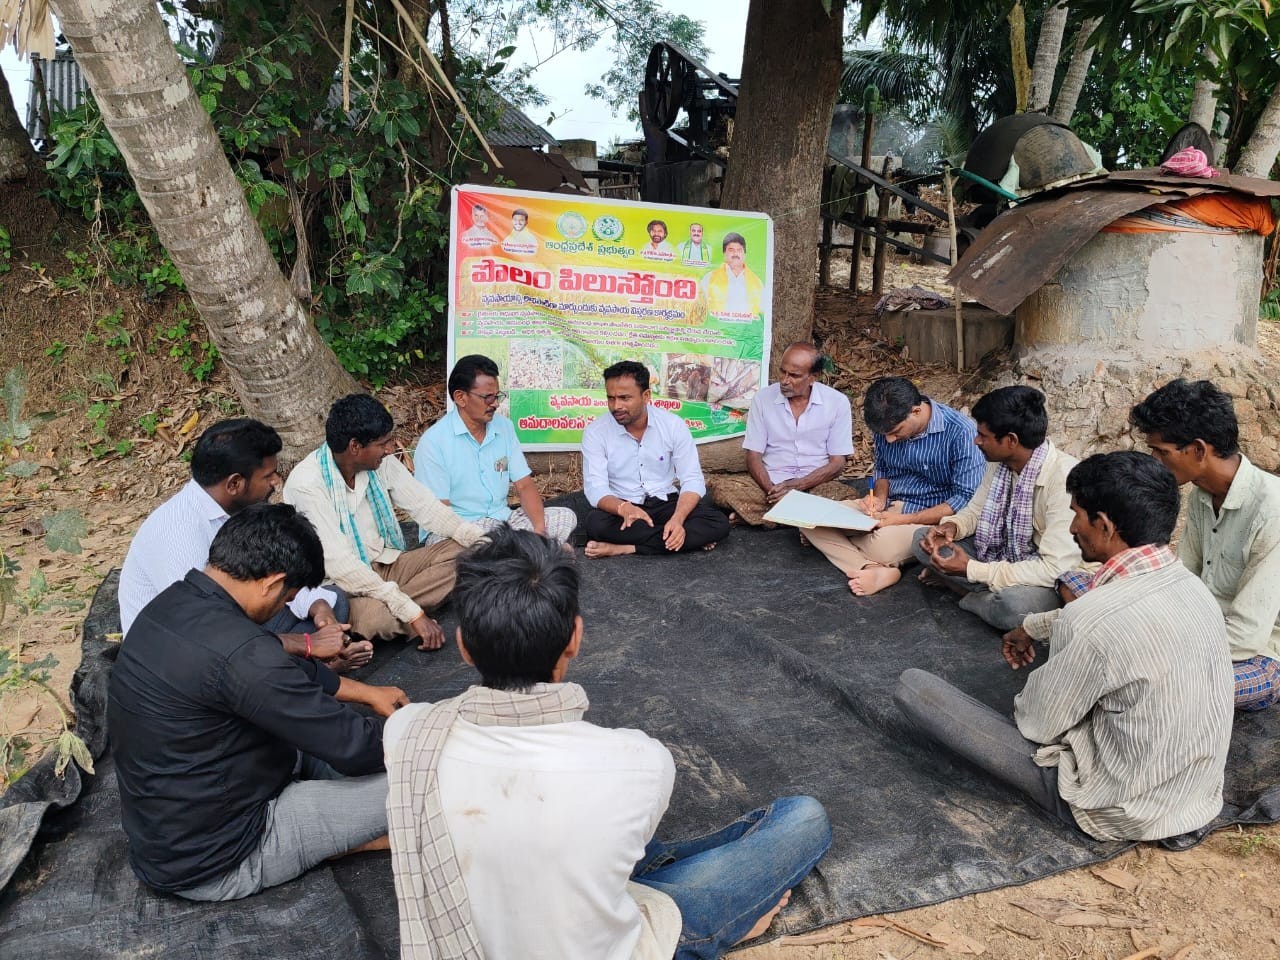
[737,889,792,944]
[728,511,741,527]
[848,564,901,596]
[584,540,637,559]
[702,541,718,551]
[798,531,811,547]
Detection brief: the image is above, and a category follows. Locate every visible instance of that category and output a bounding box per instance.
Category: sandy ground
[3,251,1280,959]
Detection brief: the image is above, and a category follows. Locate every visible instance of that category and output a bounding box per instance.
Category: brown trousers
[706,474,858,527]
[348,540,463,641]
[805,501,922,576]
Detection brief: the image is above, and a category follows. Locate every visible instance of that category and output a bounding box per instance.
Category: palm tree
[47,0,356,461]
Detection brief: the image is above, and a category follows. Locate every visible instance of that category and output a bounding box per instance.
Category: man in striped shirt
[807,377,985,596]
[896,452,1233,842]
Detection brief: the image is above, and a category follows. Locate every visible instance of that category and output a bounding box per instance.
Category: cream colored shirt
[284,450,483,624]
[942,441,1083,591]
[1015,562,1233,841]
[1179,455,1280,662]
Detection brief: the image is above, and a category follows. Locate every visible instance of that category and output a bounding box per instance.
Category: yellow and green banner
[448,185,773,451]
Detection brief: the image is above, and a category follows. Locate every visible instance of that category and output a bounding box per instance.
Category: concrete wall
[1016,230,1263,361]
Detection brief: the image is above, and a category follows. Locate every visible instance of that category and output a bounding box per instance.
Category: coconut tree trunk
[1188,48,1220,132]
[1050,16,1099,124]
[1235,84,1280,178]
[1027,0,1068,112]
[50,0,356,463]
[721,0,845,367]
[0,73,40,182]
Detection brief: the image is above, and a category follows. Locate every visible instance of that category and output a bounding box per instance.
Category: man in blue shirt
[808,376,986,596]
[415,355,577,544]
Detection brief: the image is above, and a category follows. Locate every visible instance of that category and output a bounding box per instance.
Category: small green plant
[0,473,91,785]
[86,399,116,439]
[160,306,219,381]
[1,367,56,446]
[44,341,70,362]
[53,250,97,293]
[0,224,11,275]
[96,309,134,366]
[1260,287,1280,322]
[1226,826,1280,858]
[137,412,160,436]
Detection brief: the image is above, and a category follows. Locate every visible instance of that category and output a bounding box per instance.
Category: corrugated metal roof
[30,53,557,151]
[25,53,89,142]
[484,100,557,149]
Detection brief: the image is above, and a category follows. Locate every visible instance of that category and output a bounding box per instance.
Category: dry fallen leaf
[178,410,200,435]
[778,924,882,946]
[926,922,987,955]
[1009,896,1142,929]
[1093,866,1140,891]
[852,917,947,946]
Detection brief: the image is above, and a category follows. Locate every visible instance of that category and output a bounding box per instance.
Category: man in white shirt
[284,394,484,650]
[581,361,730,559]
[118,418,371,670]
[708,343,855,526]
[384,528,831,959]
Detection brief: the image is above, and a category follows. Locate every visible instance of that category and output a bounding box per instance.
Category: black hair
[722,231,746,251]
[453,527,580,691]
[325,394,395,453]
[971,385,1049,448]
[1065,451,1179,548]
[512,207,529,220]
[602,360,650,392]
[448,354,501,397]
[207,503,325,589]
[647,219,667,232]
[864,377,924,435]
[1161,122,1214,164]
[1130,378,1239,457]
[190,418,282,487]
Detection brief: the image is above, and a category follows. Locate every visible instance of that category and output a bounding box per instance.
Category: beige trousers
[805,501,923,577]
[348,540,463,641]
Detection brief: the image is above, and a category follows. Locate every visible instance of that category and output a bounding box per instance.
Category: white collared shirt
[118,480,334,635]
[742,382,853,484]
[581,405,706,507]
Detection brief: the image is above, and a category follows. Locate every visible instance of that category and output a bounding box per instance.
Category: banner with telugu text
[448,185,773,451]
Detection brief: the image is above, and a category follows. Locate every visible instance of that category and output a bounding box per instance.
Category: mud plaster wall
[1015,230,1262,358]
[974,350,1280,473]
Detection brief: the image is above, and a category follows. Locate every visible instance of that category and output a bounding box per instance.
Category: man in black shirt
[109,503,408,901]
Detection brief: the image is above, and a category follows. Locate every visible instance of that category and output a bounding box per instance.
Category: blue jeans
[631,795,831,958]
[263,584,350,635]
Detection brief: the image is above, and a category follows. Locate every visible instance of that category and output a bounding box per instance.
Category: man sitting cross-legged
[807,376,986,596]
[414,354,577,544]
[582,360,731,558]
[707,342,856,526]
[110,503,409,901]
[912,386,1085,631]
[896,452,1233,842]
[118,417,371,671]
[1130,378,1280,711]
[384,528,832,959]
[284,394,484,650]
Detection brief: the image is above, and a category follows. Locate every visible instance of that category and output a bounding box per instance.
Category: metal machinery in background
[620,41,952,289]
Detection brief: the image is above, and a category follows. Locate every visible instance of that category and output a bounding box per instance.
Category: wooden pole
[871,156,893,297]
[849,106,876,291]
[943,165,965,370]
[819,166,832,286]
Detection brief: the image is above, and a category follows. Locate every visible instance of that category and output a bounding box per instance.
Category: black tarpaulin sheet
[3,513,1279,958]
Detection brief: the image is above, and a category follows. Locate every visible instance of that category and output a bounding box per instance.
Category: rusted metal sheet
[947,186,1212,315]
[1102,168,1280,198]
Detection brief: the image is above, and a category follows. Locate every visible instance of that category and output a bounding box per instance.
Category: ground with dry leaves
[3,246,1280,960]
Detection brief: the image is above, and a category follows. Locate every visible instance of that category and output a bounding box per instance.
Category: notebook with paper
[762,489,879,531]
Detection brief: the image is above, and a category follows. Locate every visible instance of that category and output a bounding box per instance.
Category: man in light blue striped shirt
[808,377,986,596]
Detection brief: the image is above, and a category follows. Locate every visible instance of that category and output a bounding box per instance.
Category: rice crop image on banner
[449,185,773,450]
